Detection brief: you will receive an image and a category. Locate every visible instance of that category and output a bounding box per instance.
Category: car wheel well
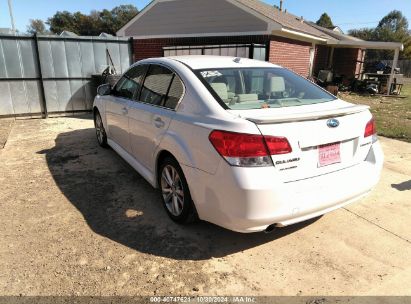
[156,150,177,186]
[93,106,99,118]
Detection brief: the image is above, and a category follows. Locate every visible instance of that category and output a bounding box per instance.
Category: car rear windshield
[196,67,336,110]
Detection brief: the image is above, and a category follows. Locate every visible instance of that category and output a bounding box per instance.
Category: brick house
[117,0,403,86]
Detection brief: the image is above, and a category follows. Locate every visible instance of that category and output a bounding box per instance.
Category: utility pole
[8,0,16,34]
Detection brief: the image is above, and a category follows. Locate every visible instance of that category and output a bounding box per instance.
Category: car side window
[113,65,147,100]
[139,65,179,108]
[164,75,184,109]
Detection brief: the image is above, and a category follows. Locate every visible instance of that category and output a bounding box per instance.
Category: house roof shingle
[307,22,364,42]
[235,0,334,40]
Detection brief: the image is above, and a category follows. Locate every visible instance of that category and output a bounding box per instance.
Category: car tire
[94,110,108,148]
[159,156,198,224]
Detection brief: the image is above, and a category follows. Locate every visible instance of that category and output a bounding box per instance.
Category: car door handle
[121,107,128,115]
[154,117,165,128]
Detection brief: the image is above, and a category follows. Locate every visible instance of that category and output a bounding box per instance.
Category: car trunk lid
[229,100,374,182]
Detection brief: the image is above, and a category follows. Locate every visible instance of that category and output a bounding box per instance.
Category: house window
[163,44,267,61]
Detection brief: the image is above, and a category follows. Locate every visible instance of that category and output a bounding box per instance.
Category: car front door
[128,64,185,173]
[105,69,141,153]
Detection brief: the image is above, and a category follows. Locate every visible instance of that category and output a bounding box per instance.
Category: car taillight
[209,130,292,167]
[264,136,293,155]
[364,118,376,138]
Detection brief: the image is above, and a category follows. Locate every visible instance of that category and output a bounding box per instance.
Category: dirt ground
[0,116,410,296]
[0,119,14,149]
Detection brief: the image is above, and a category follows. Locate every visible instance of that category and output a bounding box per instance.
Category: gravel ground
[0,118,14,149]
[0,116,410,296]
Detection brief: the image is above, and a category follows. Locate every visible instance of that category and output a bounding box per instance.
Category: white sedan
[93,56,383,233]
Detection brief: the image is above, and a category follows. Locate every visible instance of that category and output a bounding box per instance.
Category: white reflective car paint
[93,56,383,233]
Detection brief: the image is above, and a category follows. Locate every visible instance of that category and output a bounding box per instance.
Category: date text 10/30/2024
[150,296,256,303]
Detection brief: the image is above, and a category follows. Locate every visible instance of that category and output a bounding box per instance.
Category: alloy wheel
[95,114,105,145]
[160,165,184,216]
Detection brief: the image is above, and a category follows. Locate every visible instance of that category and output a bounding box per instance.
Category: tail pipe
[264,224,276,234]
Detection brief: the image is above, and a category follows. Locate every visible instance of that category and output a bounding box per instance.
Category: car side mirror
[97,84,111,96]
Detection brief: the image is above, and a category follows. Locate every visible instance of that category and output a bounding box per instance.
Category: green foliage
[46,5,138,36]
[347,28,375,41]
[26,19,49,35]
[348,10,411,60]
[316,13,334,28]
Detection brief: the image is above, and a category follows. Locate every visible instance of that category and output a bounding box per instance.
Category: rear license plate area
[318,142,341,167]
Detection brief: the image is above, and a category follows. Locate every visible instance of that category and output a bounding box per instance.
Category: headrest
[270,77,285,92]
[210,82,228,100]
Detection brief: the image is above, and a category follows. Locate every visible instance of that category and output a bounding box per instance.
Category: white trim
[326,40,404,50]
[131,31,272,40]
[279,28,327,42]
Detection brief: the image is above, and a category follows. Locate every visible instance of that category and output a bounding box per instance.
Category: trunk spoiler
[243,105,370,124]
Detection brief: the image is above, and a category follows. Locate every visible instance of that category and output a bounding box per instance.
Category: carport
[310,22,404,95]
[327,40,404,95]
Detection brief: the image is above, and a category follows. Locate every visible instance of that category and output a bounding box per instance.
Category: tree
[347,28,375,41]
[377,10,409,35]
[45,5,138,36]
[111,5,138,29]
[47,11,79,34]
[349,10,411,60]
[375,10,411,59]
[316,13,334,28]
[26,19,49,35]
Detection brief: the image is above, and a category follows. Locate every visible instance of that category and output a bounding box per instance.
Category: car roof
[166,55,280,70]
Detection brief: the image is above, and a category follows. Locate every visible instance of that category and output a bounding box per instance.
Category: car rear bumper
[183,141,383,233]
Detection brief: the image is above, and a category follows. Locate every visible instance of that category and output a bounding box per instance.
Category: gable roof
[117,0,334,40]
[118,0,275,38]
[116,0,402,51]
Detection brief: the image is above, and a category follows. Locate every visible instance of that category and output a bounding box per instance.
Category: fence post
[33,34,48,118]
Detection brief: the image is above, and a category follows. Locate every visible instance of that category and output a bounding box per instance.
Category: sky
[1,0,411,34]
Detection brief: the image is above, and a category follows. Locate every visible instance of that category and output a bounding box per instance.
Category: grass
[338,83,411,143]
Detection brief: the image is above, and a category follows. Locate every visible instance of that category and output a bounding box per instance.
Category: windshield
[196,67,336,110]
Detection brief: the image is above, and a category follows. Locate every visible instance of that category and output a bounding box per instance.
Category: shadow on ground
[38,128,318,260]
[391,180,411,191]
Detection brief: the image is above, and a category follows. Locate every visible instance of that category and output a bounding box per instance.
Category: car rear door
[128,64,184,173]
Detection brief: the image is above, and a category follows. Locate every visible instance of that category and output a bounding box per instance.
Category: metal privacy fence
[0,34,132,118]
[366,59,411,77]
[382,60,411,77]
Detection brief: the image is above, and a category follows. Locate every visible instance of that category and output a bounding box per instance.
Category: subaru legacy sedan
[93,56,383,233]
